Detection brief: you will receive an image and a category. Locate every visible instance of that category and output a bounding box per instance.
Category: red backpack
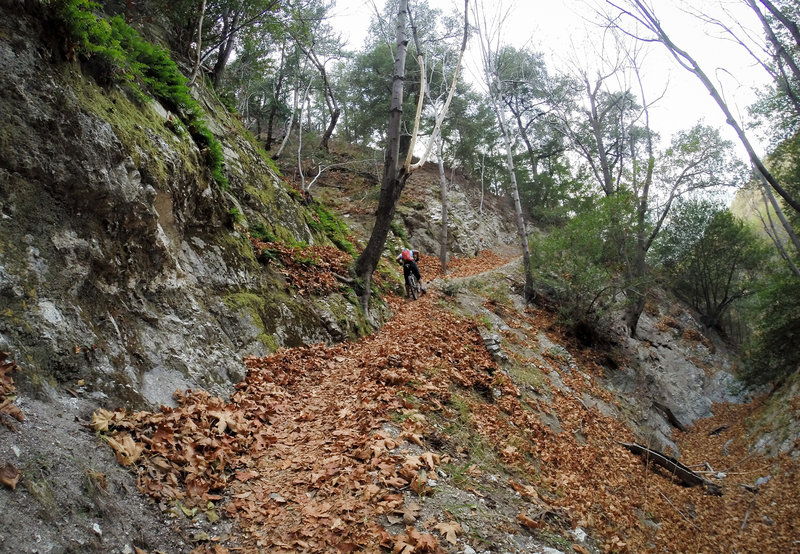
[401,249,413,262]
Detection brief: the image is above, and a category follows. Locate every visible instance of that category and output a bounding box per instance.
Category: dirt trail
[94,253,517,553]
[90,251,800,554]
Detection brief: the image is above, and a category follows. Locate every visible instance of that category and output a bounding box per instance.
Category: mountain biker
[396,247,427,296]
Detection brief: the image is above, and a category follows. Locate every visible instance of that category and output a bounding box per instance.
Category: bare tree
[605,0,800,218]
[407,1,470,274]
[437,138,449,272]
[473,0,534,301]
[188,0,208,86]
[291,3,344,152]
[354,0,469,312]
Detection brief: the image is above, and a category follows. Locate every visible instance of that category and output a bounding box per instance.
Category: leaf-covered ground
[93,254,800,553]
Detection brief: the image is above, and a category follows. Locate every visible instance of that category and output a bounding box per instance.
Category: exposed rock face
[749,372,800,457]
[0,3,375,409]
[605,300,747,455]
[394,167,519,257]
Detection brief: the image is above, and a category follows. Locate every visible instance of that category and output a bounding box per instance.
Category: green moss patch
[53,0,227,188]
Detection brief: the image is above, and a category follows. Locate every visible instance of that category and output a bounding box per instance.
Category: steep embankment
[0,3,378,410]
[0,4,520,552]
[0,4,382,551]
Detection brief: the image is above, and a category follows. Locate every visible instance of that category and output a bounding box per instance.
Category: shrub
[741,271,800,386]
[530,194,632,333]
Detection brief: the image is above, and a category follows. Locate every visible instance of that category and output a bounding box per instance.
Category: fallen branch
[740,489,758,532]
[619,441,722,495]
[334,273,356,285]
[659,492,701,531]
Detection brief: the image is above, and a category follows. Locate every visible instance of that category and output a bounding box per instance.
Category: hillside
[1,2,800,553]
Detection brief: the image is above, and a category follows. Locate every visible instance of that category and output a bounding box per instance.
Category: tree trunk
[748,0,800,115]
[623,255,647,337]
[758,176,800,274]
[586,78,615,196]
[188,0,207,86]
[626,0,800,216]
[320,108,340,152]
[494,95,534,301]
[354,0,411,313]
[508,103,543,205]
[211,10,240,88]
[266,44,287,151]
[437,140,448,273]
[479,151,485,215]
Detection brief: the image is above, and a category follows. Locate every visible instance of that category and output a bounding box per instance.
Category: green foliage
[250,222,277,243]
[741,270,800,386]
[228,207,244,224]
[390,220,408,243]
[651,198,769,330]
[307,200,355,255]
[53,0,228,188]
[530,194,634,331]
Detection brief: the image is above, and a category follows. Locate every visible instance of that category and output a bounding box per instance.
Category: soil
[0,393,194,553]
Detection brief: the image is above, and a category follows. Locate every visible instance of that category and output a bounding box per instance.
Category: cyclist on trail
[396,247,427,296]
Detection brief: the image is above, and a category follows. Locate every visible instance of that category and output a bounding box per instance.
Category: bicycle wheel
[407,274,419,300]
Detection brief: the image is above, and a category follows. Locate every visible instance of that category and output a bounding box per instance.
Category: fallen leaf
[0,463,21,490]
[392,540,414,554]
[178,502,198,518]
[434,521,462,545]
[92,408,115,433]
[509,479,540,501]
[517,512,542,530]
[421,452,439,471]
[403,502,422,524]
[363,483,381,500]
[103,433,143,466]
[465,465,482,478]
[235,470,259,482]
[415,533,438,552]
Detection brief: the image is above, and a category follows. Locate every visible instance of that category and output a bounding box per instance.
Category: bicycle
[406,272,422,300]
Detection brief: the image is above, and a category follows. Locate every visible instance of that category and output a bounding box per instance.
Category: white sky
[329,0,772,157]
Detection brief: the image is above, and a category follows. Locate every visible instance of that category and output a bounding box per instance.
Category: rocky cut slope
[0,0,384,409]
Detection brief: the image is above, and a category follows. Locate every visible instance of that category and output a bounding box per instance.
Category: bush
[54,0,228,188]
[741,271,800,386]
[530,194,632,333]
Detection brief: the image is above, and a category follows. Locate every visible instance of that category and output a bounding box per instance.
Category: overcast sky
[329,0,772,158]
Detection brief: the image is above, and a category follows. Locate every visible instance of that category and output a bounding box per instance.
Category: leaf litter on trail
[93,252,800,553]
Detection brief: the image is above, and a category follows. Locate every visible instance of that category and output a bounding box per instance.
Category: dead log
[619,441,722,495]
[652,401,688,432]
